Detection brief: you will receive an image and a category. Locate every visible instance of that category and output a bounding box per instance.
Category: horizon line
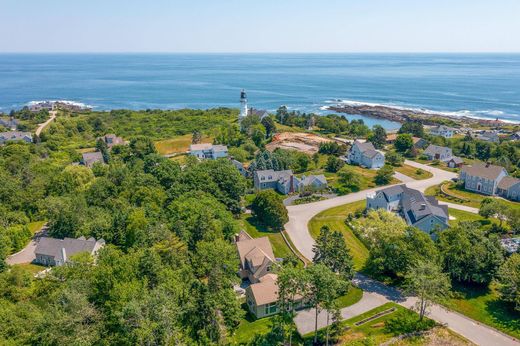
[1,51,520,55]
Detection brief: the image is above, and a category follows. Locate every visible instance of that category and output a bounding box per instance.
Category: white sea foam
[327,99,519,124]
[27,100,93,109]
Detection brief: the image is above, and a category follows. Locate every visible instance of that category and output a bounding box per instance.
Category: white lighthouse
[239,89,248,120]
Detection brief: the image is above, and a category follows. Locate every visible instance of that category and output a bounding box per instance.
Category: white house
[189,143,228,160]
[429,125,456,138]
[423,144,453,162]
[347,140,385,169]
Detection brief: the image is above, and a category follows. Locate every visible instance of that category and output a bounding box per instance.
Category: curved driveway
[286,161,518,346]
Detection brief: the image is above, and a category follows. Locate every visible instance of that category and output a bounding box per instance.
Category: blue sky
[1,0,519,53]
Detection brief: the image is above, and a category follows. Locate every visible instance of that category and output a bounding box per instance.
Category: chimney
[61,247,67,264]
[420,203,426,210]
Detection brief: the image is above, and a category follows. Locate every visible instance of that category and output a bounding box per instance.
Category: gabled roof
[248,274,279,306]
[254,169,293,183]
[461,163,506,181]
[376,185,405,201]
[236,236,275,269]
[364,149,382,159]
[82,152,104,167]
[298,174,327,187]
[0,131,32,142]
[401,186,448,224]
[424,144,451,156]
[448,156,464,164]
[353,140,376,153]
[35,237,105,259]
[498,176,520,190]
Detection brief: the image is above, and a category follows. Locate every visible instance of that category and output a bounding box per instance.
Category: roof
[248,109,269,117]
[448,156,464,164]
[236,236,275,269]
[364,149,382,159]
[431,125,456,132]
[248,274,279,306]
[35,236,105,260]
[461,163,506,181]
[189,143,228,152]
[82,152,104,167]
[498,176,520,190]
[386,134,397,142]
[376,185,405,201]
[424,144,451,156]
[298,174,327,187]
[401,186,448,224]
[0,131,32,142]
[353,140,376,153]
[99,134,124,146]
[254,169,293,183]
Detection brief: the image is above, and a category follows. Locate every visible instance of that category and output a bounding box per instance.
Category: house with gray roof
[189,143,228,160]
[98,134,125,149]
[367,185,449,235]
[428,125,455,138]
[496,176,520,201]
[81,151,105,168]
[447,156,464,168]
[347,140,385,169]
[459,163,507,196]
[35,236,105,267]
[423,144,453,162]
[0,131,33,144]
[294,174,328,192]
[248,108,269,119]
[474,131,499,143]
[254,169,295,194]
[0,117,19,130]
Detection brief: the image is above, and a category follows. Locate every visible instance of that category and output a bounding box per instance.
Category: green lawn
[448,208,498,227]
[232,313,275,345]
[444,282,520,339]
[240,215,292,259]
[394,164,433,180]
[27,221,46,235]
[335,286,363,309]
[12,263,46,275]
[426,182,520,209]
[154,134,213,155]
[308,200,369,271]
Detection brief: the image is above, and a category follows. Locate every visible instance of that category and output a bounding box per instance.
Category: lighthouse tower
[239,89,248,121]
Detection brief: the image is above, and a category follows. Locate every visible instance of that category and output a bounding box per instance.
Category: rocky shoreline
[327,104,511,127]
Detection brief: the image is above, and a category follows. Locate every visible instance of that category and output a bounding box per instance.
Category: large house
[423,144,453,162]
[35,236,105,267]
[347,140,385,169]
[0,131,33,144]
[189,143,228,160]
[254,169,295,194]
[81,152,105,168]
[235,231,304,318]
[429,125,456,138]
[98,134,125,149]
[460,163,520,201]
[366,185,449,235]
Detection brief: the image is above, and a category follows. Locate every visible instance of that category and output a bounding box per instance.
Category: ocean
[1,53,519,130]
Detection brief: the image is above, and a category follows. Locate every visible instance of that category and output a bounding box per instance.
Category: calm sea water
[1,53,519,129]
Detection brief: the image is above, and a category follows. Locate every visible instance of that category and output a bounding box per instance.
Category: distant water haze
[1,53,519,130]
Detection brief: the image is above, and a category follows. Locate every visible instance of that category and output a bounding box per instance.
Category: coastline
[326,103,519,127]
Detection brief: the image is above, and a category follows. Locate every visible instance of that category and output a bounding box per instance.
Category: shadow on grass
[485,299,520,335]
[243,215,279,234]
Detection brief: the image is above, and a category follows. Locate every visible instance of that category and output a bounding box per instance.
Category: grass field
[27,221,46,235]
[240,215,292,259]
[426,182,520,209]
[444,282,520,339]
[308,200,369,271]
[12,263,46,275]
[335,286,363,309]
[154,134,213,155]
[394,164,433,180]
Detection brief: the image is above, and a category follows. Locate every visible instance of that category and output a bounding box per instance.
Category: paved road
[6,226,47,265]
[286,161,519,346]
[35,111,57,136]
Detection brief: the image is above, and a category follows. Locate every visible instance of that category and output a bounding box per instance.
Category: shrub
[385,310,436,335]
[325,156,345,173]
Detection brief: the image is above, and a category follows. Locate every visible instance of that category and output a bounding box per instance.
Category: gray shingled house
[366,185,449,235]
[347,140,385,169]
[0,131,33,144]
[459,163,507,196]
[35,236,105,266]
[496,176,520,201]
[253,169,295,194]
[81,152,105,168]
[423,144,453,162]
